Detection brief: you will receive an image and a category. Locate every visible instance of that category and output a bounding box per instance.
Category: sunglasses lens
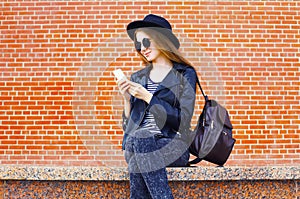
[135,38,151,51]
[142,38,151,48]
[135,41,141,51]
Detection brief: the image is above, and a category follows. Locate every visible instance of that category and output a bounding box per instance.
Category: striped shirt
[140,78,162,134]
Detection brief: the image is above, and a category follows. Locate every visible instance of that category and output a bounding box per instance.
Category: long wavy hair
[134,28,193,68]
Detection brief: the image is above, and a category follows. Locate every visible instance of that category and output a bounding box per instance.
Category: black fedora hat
[127,14,180,49]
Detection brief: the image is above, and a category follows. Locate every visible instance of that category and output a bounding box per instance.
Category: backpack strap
[188,157,202,165]
[189,73,208,166]
[175,66,208,101]
[195,75,208,101]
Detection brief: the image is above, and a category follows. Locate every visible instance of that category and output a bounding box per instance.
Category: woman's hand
[128,81,153,104]
[117,78,131,101]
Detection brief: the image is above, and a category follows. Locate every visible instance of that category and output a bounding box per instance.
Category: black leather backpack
[188,77,236,166]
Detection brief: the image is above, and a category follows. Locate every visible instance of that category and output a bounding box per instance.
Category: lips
[144,51,151,57]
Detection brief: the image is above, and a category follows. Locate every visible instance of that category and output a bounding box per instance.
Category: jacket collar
[134,62,187,92]
[172,61,188,72]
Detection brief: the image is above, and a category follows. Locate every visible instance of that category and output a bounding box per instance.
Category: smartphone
[113,69,126,81]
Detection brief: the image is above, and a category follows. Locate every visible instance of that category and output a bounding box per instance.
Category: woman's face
[135,31,161,62]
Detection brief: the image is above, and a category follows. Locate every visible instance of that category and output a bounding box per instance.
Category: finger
[121,85,130,94]
[118,81,130,91]
[128,81,141,87]
[128,87,135,95]
[128,86,138,96]
[117,78,127,86]
[118,83,129,95]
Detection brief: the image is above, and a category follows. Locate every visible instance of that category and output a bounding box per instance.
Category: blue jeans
[124,128,190,199]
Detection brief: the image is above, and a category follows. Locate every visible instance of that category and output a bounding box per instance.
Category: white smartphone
[113,69,126,81]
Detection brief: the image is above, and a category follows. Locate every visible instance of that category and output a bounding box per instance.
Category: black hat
[127,14,180,49]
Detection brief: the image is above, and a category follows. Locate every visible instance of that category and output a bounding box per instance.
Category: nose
[140,43,147,52]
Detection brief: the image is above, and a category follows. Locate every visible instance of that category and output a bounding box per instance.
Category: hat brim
[127,20,180,49]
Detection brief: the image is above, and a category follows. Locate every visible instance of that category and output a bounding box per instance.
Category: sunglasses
[135,38,151,51]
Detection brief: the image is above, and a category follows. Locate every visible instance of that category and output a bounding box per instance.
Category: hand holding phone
[113,69,126,81]
[114,69,130,101]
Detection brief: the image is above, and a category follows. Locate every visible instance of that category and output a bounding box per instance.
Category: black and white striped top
[140,78,161,134]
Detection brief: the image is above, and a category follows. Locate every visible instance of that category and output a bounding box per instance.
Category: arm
[117,77,132,131]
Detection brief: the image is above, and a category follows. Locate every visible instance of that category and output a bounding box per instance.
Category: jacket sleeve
[121,76,135,132]
[147,67,197,132]
[122,111,129,131]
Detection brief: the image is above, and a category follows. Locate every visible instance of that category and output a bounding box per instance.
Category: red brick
[0,1,298,167]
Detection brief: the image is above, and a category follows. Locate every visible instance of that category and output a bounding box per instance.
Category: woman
[117,14,197,199]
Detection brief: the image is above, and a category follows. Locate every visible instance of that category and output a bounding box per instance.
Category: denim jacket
[122,62,197,150]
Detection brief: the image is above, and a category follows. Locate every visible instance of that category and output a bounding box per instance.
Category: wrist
[144,93,153,104]
[123,99,131,118]
[123,92,131,102]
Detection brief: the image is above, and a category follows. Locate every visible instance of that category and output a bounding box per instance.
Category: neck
[151,55,173,70]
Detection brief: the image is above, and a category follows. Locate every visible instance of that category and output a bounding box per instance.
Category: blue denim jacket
[122,62,197,150]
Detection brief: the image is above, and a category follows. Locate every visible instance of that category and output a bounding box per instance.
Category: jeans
[124,128,190,199]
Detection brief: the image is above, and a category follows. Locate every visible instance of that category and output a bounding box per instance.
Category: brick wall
[0,1,299,166]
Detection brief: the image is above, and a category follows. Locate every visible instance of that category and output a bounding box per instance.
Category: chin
[146,57,153,62]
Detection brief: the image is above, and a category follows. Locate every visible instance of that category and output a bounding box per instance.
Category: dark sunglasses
[135,38,151,51]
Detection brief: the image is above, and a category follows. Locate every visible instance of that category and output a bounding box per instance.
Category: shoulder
[173,62,197,78]
[184,66,197,77]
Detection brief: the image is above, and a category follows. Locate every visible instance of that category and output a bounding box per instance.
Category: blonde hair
[134,28,193,67]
